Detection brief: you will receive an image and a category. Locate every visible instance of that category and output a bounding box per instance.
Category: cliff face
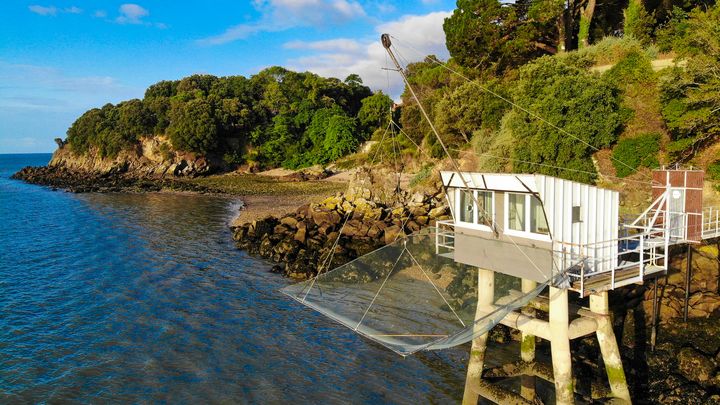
[49,136,219,177]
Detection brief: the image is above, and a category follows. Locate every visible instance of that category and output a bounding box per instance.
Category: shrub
[707,161,720,181]
[505,56,628,183]
[611,133,661,177]
[603,50,655,87]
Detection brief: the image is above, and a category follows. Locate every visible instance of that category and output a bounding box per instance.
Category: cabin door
[668,188,686,240]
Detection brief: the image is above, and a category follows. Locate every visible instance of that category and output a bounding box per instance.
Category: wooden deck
[572,264,665,295]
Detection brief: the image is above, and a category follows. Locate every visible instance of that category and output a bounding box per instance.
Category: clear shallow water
[0,154,469,403]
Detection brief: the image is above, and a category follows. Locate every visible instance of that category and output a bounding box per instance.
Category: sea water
[0,154,469,403]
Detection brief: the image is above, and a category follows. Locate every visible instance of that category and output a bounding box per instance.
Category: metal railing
[702,206,720,239]
[435,219,456,254]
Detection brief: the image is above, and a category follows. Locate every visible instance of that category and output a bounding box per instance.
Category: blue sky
[0,1,455,153]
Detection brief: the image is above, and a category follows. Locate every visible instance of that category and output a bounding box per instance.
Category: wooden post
[684,244,693,322]
[463,268,494,405]
[520,279,537,401]
[549,287,574,405]
[590,291,631,402]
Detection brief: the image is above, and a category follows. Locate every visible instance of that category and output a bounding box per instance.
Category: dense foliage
[612,133,661,177]
[659,5,720,162]
[444,0,563,73]
[505,57,627,182]
[66,67,388,169]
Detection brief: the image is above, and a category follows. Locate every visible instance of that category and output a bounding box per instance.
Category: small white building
[437,170,711,296]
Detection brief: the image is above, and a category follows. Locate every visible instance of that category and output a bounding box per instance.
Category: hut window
[506,193,549,237]
[508,193,526,231]
[458,190,474,223]
[477,191,493,225]
[530,196,549,234]
[455,189,494,229]
[572,206,582,223]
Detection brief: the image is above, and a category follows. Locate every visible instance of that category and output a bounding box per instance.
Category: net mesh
[281,228,550,356]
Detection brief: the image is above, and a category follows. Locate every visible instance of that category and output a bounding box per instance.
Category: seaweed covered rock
[232,190,450,280]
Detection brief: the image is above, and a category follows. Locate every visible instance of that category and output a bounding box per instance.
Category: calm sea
[0,153,469,403]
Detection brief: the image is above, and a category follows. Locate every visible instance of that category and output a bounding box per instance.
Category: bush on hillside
[706,161,720,181]
[603,50,655,87]
[612,133,661,177]
[659,5,720,162]
[504,56,628,183]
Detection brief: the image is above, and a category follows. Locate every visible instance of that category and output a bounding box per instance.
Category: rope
[383,39,551,282]
[388,35,659,187]
[354,246,407,330]
[450,148,657,186]
[405,247,466,327]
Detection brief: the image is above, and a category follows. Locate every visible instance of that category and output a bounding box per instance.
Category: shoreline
[11,163,350,228]
[11,163,720,402]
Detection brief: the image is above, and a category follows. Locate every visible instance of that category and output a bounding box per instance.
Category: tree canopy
[65,68,380,168]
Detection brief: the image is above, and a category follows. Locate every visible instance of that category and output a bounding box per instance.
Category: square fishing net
[281,228,550,356]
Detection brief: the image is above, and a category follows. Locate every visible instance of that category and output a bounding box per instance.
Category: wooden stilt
[590,292,631,403]
[520,279,537,401]
[684,244,692,322]
[549,287,574,405]
[462,268,494,405]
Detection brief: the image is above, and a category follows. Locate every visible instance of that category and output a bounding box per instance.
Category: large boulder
[678,347,716,384]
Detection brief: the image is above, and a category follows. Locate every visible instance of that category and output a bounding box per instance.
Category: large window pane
[530,196,549,234]
[508,193,525,231]
[459,190,474,223]
[477,191,492,225]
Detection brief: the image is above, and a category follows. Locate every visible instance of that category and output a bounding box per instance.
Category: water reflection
[1,165,472,403]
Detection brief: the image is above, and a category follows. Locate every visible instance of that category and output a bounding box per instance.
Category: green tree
[623,0,654,45]
[444,0,564,73]
[323,115,358,162]
[435,78,509,144]
[505,56,627,182]
[357,92,393,135]
[167,98,218,154]
[659,5,720,162]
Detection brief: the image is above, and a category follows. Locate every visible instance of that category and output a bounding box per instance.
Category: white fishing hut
[437,169,711,296]
[435,169,718,404]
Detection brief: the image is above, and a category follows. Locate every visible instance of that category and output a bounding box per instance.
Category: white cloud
[28,5,58,16]
[198,0,366,45]
[29,5,84,16]
[0,61,134,110]
[116,3,149,24]
[112,4,166,28]
[94,10,107,18]
[285,10,451,98]
[284,38,363,52]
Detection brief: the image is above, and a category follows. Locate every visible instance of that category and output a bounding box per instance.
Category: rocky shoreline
[231,189,450,279]
[13,161,720,402]
[12,165,219,194]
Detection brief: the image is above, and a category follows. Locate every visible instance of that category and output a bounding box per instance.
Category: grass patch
[184,174,346,196]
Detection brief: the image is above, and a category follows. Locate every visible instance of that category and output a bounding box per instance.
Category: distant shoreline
[11,163,349,228]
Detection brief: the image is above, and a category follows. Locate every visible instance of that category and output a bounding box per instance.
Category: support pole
[549,287,574,405]
[589,292,631,403]
[684,244,693,322]
[651,276,658,351]
[463,268,494,405]
[520,279,537,401]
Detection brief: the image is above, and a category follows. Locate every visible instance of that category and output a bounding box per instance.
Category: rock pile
[231,190,451,279]
[644,318,720,402]
[11,165,216,194]
[641,244,720,322]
